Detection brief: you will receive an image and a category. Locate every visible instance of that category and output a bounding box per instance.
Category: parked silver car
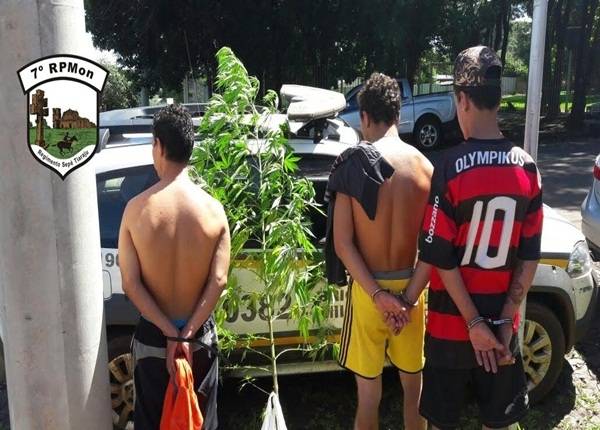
[582,153,600,260]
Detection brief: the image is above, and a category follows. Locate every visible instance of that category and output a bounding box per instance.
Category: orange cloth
[160,357,203,430]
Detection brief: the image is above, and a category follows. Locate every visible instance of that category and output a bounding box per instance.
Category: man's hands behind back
[374,291,410,335]
[469,323,512,373]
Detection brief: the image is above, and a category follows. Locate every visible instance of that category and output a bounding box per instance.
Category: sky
[29,80,97,128]
[85,32,118,65]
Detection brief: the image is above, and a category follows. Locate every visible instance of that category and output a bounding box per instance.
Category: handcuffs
[467,316,513,330]
[370,288,417,308]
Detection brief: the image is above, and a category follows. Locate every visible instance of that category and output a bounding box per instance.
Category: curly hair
[358,73,401,125]
[152,104,194,163]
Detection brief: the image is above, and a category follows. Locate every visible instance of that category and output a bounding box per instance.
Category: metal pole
[0,1,112,429]
[524,0,549,162]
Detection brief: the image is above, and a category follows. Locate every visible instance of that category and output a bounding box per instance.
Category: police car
[96,88,597,428]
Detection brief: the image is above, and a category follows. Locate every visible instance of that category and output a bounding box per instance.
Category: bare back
[124,175,225,320]
[352,137,433,271]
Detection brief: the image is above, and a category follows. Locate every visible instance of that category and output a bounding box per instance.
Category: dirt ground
[216,295,600,430]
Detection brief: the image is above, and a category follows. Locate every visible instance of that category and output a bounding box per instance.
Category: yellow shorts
[338,270,425,378]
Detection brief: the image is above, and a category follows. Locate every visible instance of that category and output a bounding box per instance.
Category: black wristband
[398,290,416,308]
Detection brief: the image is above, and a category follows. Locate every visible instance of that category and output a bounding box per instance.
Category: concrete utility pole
[518,0,548,366]
[524,0,549,162]
[0,1,112,429]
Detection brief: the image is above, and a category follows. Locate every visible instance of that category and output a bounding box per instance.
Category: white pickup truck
[339,78,460,150]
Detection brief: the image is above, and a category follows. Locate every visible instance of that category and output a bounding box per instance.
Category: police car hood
[541,204,585,255]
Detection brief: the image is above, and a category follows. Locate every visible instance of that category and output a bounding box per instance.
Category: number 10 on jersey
[461,196,517,269]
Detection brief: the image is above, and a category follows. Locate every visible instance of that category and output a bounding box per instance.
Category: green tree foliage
[86,0,444,91]
[190,47,336,394]
[535,0,600,122]
[86,0,598,122]
[99,62,138,111]
[433,1,522,60]
[85,0,218,94]
[505,20,531,76]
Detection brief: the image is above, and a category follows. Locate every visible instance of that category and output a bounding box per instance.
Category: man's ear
[361,110,371,129]
[457,90,470,112]
[155,137,166,156]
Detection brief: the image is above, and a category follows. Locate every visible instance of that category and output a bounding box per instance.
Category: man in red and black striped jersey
[402,46,543,429]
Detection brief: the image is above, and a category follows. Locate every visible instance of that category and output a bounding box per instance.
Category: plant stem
[256,119,279,395]
[267,304,279,395]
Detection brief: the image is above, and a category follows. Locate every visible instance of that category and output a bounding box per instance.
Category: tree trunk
[406,50,420,88]
[493,2,504,51]
[568,0,599,128]
[547,0,570,119]
[541,0,557,114]
[500,1,512,66]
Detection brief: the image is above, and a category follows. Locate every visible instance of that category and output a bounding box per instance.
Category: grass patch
[500,93,600,112]
[29,127,96,159]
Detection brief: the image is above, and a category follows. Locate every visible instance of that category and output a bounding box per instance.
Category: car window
[347,83,406,106]
[298,155,336,244]
[297,155,335,181]
[244,154,335,246]
[97,165,159,248]
[346,93,359,110]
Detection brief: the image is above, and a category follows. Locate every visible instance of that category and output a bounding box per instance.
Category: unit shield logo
[17,55,108,179]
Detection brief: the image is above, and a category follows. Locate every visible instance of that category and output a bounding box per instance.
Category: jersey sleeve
[518,165,543,260]
[418,161,458,270]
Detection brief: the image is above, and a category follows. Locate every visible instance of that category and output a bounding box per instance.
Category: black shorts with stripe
[132,316,219,430]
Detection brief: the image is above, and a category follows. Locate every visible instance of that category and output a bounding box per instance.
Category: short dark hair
[454,83,502,110]
[152,104,194,163]
[358,73,401,125]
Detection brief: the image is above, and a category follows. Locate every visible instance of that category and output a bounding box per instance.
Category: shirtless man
[327,73,432,430]
[118,105,230,430]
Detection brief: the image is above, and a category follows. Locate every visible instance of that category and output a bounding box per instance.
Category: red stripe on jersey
[455,220,522,248]
[447,166,537,204]
[460,267,511,294]
[429,268,445,292]
[522,207,543,238]
[429,267,511,294]
[422,203,456,243]
[427,311,469,341]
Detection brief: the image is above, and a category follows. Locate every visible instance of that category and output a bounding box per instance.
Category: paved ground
[537,139,597,226]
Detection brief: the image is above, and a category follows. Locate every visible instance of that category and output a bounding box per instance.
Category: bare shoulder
[122,185,153,223]
[406,145,433,176]
[186,183,228,229]
[384,143,433,179]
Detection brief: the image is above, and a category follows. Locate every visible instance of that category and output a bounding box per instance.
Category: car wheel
[524,302,566,404]
[108,332,135,430]
[413,117,442,150]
